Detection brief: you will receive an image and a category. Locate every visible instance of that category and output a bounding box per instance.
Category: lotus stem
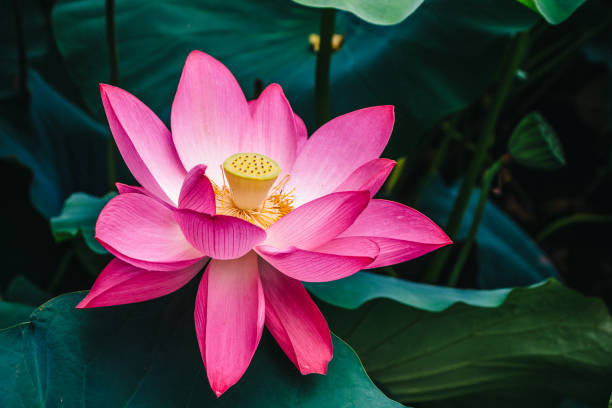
[106,0,119,188]
[446,158,504,287]
[423,31,530,284]
[12,0,28,100]
[411,128,453,206]
[315,8,336,127]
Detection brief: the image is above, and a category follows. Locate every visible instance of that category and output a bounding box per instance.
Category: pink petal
[339,199,452,268]
[116,183,149,196]
[76,258,205,308]
[314,236,379,257]
[115,183,174,209]
[244,84,297,175]
[256,243,375,282]
[194,252,265,397]
[173,210,266,260]
[100,84,186,204]
[259,259,332,374]
[171,51,251,185]
[96,193,203,271]
[289,106,394,206]
[293,113,308,155]
[334,158,396,198]
[178,165,216,214]
[263,191,370,250]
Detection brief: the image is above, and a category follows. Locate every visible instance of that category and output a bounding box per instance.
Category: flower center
[223,153,280,210]
[214,153,294,229]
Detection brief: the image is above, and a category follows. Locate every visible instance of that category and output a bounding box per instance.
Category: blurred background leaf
[51,192,115,254]
[0,72,108,218]
[51,0,537,160]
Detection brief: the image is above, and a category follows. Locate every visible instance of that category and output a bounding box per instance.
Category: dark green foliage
[0,281,402,408]
[322,279,612,406]
[509,112,566,170]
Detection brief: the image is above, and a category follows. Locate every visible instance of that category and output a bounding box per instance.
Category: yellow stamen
[223,153,280,210]
[213,173,294,229]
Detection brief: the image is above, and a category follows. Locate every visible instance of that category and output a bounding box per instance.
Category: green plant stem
[422,32,529,284]
[536,214,612,243]
[412,129,452,207]
[12,0,28,100]
[314,8,335,127]
[446,158,504,287]
[106,0,120,85]
[106,0,119,189]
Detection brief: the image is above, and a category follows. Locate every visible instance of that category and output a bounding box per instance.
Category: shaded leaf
[0,72,109,218]
[0,279,403,407]
[321,279,612,406]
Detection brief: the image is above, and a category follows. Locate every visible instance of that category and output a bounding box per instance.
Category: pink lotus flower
[77,50,451,396]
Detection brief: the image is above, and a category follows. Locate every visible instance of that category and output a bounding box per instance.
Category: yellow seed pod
[223,153,280,210]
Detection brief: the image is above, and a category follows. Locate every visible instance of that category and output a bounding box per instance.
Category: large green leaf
[0,280,403,407]
[50,192,115,254]
[419,177,559,288]
[52,0,536,157]
[305,270,516,310]
[0,72,109,218]
[292,0,425,25]
[516,0,587,24]
[321,279,612,406]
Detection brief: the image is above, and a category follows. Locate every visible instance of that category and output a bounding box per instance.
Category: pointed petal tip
[264,82,285,95]
[380,104,395,113]
[99,82,119,96]
[188,49,205,57]
[435,227,453,246]
[75,299,89,309]
[188,163,208,173]
[299,367,327,375]
[298,359,330,375]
